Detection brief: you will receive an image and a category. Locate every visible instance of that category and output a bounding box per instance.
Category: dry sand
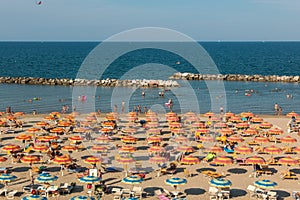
[0,113,298,200]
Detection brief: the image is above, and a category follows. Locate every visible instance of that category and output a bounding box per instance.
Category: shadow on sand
[271,190,290,198]
[184,188,206,196]
[196,168,216,173]
[230,188,247,198]
[144,186,164,196]
[227,168,247,174]
[12,166,30,173]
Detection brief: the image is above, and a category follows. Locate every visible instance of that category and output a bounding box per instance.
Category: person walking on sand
[274,103,279,115]
[121,101,125,113]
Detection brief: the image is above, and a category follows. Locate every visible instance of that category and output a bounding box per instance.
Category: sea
[0,41,300,115]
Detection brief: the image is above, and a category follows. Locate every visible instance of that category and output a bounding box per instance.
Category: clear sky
[1,0,300,41]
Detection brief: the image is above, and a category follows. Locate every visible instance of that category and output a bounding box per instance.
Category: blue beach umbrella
[122,175,144,185]
[22,195,48,200]
[69,196,95,200]
[78,176,100,184]
[0,174,17,182]
[165,177,187,186]
[209,178,232,188]
[254,180,277,189]
[36,173,58,183]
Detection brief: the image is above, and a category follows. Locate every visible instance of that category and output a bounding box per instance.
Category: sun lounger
[281,171,298,180]
[0,188,7,196]
[6,190,18,199]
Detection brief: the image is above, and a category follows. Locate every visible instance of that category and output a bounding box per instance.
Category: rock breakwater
[0,77,180,88]
[170,73,300,83]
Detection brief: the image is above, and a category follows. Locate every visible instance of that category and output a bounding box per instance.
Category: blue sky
[1,0,300,41]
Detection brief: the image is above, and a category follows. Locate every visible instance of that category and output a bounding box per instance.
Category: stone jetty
[0,77,180,88]
[169,72,300,83]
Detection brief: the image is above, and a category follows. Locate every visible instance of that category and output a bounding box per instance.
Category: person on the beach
[121,101,125,113]
[220,106,224,115]
[274,103,279,115]
[142,91,145,97]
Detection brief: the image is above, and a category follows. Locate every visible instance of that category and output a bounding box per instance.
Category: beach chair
[267,191,278,200]
[6,190,18,199]
[132,186,143,198]
[247,185,257,198]
[0,188,7,196]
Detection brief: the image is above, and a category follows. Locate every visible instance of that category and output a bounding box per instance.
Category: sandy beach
[0,111,299,200]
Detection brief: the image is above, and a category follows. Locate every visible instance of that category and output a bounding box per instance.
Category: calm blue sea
[0,42,299,114]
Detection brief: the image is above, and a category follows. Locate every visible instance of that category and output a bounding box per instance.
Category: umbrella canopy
[225,112,235,117]
[254,180,277,189]
[15,134,32,141]
[165,177,187,186]
[121,136,137,143]
[20,155,40,164]
[286,111,299,118]
[191,122,206,129]
[84,156,102,164]
[209,178,232,188]
[61,145,78,152]
[90,145,108,152]
[199,136,215,143]
[119,146,137,153]
[52,155,72,164]
[280,136,297,144]
[0,156,7,163]
[174,136,189,144]
[50,127,64,134]
[171,128,185,134]
[32,145,49,152]
[68,136,83,142]
[214,122,227,129]
[177,145,194,153]
[79,176,101,184]
[22,195,48,200]
[268,128,284,135]
[235,123,249,129]
[254,136,270,144]
[146,128,161,135]
[263,146,282,154]
[2,144,21,152]
[245,156,266,165]
[169,122,181,128]
[277,157,299,166]
[148,146,166,153]
[0,174,17,182]
[195,128,210,135]
[240,112,254,118]
[57,121,71,127]
[26,127,41,133]
[206,146,223,154]
[36,135,59,142]
[227,135,244,143]
[250,117,263,123]
[122,128,137,134]
[73,127,89,133]
[180,156,200,165]
[95,135,111,143]
[70,196,95,200]
[147,136,162,144]
[293,146,300,153]
[213,156,233,165]
[149,155,168,164]
[259,122,273,129]
[116,157,135,164]
[146,122,159,128]
[36,173,58,183]
[234,145,253,154]
[204,112,215,117]
[122,175,144,185]
[243,128,259,136]
[229,116,242,123]
[220,128,234,136]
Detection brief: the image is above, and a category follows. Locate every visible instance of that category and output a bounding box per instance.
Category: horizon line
[1,40,300,42]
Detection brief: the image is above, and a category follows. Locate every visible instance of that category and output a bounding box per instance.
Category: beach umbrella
[214,122,227,129]
[50,127,64,134]
[240,112,254,118]
[184,116,198,123]
[84,156,102,165]
[245,156,266,165]
[227,135,244,143]
[79,176,101,184]
[2,144,21,152]
[195,128,210,136]
[177,145,194,153]
[167,116,179,122]
[280,136,297,144]
[128,116,138,122]
[100,128,112,134]
[95,135,111,143]
[0,174,17,182]
[180,156,200,165]
[20,155,40,164]
[90,145,108,152]
[52,155,72,164]
[263,145,282,155]
[32,145,49,152]
[73,127,89,133]
[184,112,196,118]
[6,115,16,121]
[148,146,166,153]
[146,110,157,117]
[149,155,168,164]
[57,121,72,127]
[61,145,78,152]
[121,136,137,143]
[122,175,144,185]
[213,156,233,166]
[101,121,115,128]
[22,195,48,200]
[278,156,298,166]
[69,196,95,200]
[259,122,273,129]
[209,178,232,188]
[116,156,135,165]
[166,112,177,118]
[36,135,59,142]
[234,145,253,154]
[165,177,187,190]
[293,146,300,153]
[146,128,160,135]
[15,134,32,141]
[287,111,299,118]
[235,123,249,129]
[43,116,55,121]
[0,156,7,163]
[27,127,41,133]
[119,146,137,153]
[36,173,58,183]
[204,112,214,117]
[169,122,181,128]
[229,116,242,123]
[250,117,263,123]
[220,128,234,136]
[146,122,159,128]
[174,136,189,144]
[50,112,60,116]
[191,122,206,129]
[14,112,25,117]
[205,146,223,154]
[243,128,259,136]
[254,180,277,190]
[199,135,215,143]
[147,136,162,144]
[254,136,270,144]
[225,112,235,117]
[171,128,185,135]
[69,136,83,142]
[268,128,284,135]
[146,117,159,122]
[122,128,137,134]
